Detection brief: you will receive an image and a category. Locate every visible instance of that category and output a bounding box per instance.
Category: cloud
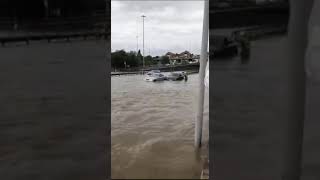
[111,0,204,56]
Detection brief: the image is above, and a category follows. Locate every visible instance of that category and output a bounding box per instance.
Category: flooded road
[0,40,108,179]
[212,34,320,180]
[111,74,209,179]
[212,36,291,179]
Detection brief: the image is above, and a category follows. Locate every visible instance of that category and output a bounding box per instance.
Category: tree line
[111,49,170,70]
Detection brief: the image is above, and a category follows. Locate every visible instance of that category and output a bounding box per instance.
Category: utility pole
[136,35,139,53]
[142,15,146,68]
[195,0,209,148]
[136,17,139,53]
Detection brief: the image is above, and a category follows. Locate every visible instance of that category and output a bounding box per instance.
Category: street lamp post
[136,35,139,53]
[136,17,139,54]
[142,15,146,68]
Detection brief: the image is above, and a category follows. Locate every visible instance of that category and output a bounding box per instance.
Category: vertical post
[136,18,139,53]
[195,0,209,148]
[282,0,314,179]
[142,15,146,68]
[136,35,139,53]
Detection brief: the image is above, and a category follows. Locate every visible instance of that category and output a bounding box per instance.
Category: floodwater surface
[111,74,209,179]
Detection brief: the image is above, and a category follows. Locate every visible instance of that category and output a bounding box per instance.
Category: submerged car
[145,70,161,76]
[144,73,166,82]
[166,71,187,81]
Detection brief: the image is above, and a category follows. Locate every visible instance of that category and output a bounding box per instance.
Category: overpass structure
[210,4,289,29]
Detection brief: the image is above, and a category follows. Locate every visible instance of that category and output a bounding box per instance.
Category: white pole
[137,35,139,53]
[136,17,139,53]
[283,1,314,179]
[142,15,146,68]
[195,0,209,148]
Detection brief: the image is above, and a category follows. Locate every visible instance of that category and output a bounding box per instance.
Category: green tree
[136,50,143,66]
[153,56,161,66]
[144,55,154,66]
[127,51,139,67]
[112,49,150,69]
[160,56,170,65]
[111,50,127,69]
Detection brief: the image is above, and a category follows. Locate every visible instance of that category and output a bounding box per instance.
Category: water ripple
[111,74,208,179]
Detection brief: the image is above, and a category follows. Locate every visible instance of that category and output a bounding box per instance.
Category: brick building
[165,51,200,65]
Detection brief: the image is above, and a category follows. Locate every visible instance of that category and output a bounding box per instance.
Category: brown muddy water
[111,74,209,179]
[0,40,108,179]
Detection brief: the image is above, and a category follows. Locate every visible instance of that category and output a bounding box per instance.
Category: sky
[111,0,205,56]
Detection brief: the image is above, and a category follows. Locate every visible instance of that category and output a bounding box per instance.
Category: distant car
[145,70,161,76]
[144,72,166,82]
[166,71,187,81]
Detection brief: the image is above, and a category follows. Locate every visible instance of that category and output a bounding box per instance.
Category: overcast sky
[111,0,204,56]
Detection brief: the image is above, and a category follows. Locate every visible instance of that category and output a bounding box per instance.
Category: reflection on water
[111,74,208,179]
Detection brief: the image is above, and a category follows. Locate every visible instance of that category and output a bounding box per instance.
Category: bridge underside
[210,5,289,29]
